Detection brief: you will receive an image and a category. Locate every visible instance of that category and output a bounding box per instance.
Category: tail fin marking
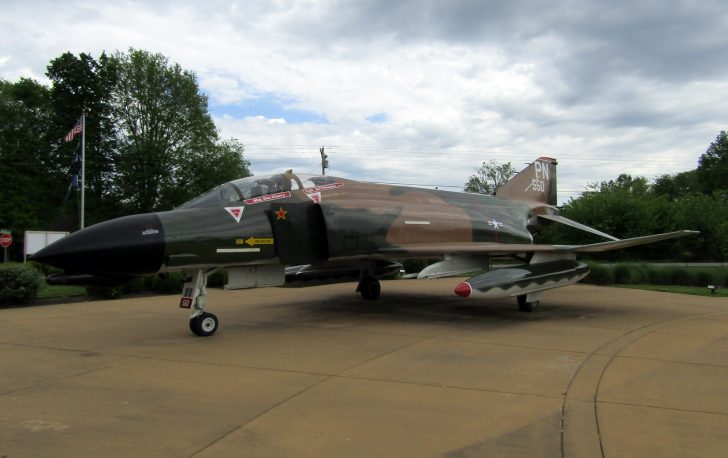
[496,157,557,205]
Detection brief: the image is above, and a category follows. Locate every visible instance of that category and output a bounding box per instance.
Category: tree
[669,193,728,262]
[652,170,699,201]
[586,174,650,195]
[697,131,728,198]
[0,50,253,259]
[166,138,251,208]
[111,49,226,213]
[464,160,516,194]
[46,52,120,225]
[0,78,55,258]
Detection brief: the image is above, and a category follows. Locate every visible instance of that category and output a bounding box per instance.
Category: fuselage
[31,172,538,278]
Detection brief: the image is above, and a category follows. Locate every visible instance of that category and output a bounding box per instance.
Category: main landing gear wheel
[190,312,219,337]
[517,295,539,312]
[359,277,381,300]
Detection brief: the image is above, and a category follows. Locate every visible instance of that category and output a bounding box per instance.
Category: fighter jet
[31,158,697,336]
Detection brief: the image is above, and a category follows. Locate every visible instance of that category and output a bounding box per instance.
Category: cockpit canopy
[178,171,338,209]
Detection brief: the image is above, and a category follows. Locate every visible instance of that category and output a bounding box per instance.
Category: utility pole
[320,146,329,175]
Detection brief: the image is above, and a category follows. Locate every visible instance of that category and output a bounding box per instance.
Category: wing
[379,230,699,257]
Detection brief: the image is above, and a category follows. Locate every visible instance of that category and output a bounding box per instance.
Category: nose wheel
[190,312,219,337]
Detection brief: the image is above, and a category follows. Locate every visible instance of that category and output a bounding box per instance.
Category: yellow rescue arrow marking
[244,237,274,246]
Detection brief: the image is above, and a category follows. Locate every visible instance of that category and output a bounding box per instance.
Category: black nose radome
[31,213,165,276]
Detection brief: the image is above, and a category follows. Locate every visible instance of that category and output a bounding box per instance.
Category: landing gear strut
[517,293,540,312]
[180,269,219,337]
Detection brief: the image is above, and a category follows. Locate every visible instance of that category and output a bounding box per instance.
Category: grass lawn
[36,284,86,299]
[615,284,728,297]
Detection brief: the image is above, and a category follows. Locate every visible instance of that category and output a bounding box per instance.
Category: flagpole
[80,112,85,229]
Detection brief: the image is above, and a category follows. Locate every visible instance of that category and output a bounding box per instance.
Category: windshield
[178,171,333,209]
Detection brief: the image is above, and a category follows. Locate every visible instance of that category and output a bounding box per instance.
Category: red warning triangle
[224,206,244,223]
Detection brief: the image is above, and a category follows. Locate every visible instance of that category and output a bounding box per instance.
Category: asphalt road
[1,280,727,457]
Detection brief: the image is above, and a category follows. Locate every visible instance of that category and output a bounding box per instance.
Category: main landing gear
[357,275,381,300]
[180,269,219,337]
[517,293,541,312]
[356,263,382,300]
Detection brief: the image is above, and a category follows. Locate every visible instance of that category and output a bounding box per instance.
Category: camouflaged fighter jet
[31,158,697,336]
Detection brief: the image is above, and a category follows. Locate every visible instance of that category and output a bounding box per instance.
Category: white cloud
[1,0,727,204]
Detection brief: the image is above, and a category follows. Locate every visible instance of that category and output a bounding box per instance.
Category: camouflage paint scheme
[35,159,556,276]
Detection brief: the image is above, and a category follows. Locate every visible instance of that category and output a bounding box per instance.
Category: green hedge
[144,272,186,294]
[86,277,146,299]
[206,269,228,288]
[0,263,41,305]
[582,263,727,287]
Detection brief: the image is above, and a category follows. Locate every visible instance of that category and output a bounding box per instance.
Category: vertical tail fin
[495,157,557,205]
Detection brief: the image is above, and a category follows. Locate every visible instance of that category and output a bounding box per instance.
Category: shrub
[207,269,228,288]
[85,285,123,299]
[582,263,727,287]
[86,277,145,299]
[613,264,632,284]
[145,272,185,294]
[647,267,670,285]
[695,269,715,287]
[0,263,41,305]
[26,260,62,277]
[666,267,687,285]
[631,264,650,284]
[583,263,614,285]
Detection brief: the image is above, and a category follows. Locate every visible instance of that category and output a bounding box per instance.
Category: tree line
[466,133,728,261]
[0,49,251,260]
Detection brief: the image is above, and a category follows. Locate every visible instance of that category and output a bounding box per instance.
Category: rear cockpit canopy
[177,171,337,209]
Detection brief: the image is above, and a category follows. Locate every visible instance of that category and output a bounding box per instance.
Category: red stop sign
[0,232,12,248]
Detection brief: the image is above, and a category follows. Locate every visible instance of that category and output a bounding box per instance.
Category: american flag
[64,117,83,142]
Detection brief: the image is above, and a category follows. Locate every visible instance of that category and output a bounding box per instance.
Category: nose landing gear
[180,269,219,337]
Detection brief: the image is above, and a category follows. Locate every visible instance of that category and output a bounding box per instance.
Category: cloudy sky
[2,0,727,203]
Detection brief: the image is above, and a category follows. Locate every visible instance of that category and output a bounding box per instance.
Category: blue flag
[63,143,82,203]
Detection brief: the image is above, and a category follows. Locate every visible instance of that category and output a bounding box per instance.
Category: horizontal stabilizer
[538,214,619,241]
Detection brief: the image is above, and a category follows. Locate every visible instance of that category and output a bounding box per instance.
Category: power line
[241,146,699,166]
[243,143,702,160]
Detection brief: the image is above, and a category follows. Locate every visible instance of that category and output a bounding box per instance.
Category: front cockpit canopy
[177,171,336,209]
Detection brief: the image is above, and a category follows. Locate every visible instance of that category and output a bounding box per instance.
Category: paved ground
[1,280,727,457]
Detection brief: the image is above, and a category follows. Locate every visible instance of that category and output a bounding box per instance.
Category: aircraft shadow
[260,289,621,329]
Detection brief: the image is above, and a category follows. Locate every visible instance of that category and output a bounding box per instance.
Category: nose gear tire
[190,312,219,336]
